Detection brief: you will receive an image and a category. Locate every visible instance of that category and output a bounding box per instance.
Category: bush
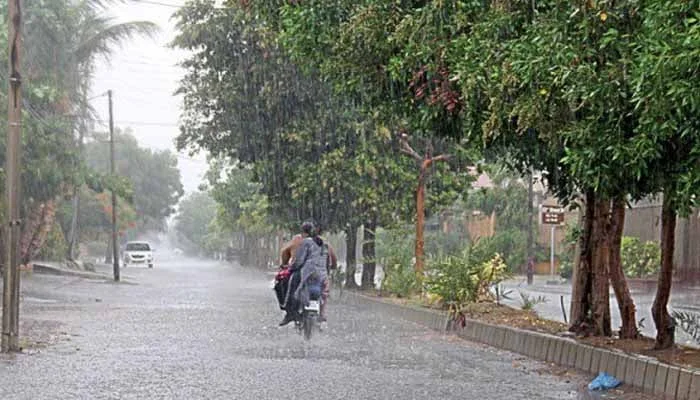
[36,222,67,261]
[473,230,549,275]
[621,237,661,278]
[559,260,574,280]
[381,261,419,298]
[377,228,418,298]
[425,240,510,310]
[478,229,527,273]
[424,222,470,258]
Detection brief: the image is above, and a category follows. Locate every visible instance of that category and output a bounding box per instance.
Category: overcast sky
[89,0,207,193]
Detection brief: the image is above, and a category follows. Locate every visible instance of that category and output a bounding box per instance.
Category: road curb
[340,290,699,400]
[32,263,136,283]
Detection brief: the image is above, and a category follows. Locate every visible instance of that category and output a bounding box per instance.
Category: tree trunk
[67,187,80,260]
[20,200,58,265]
[415,168,426,279]
[570,190,596,333]
[105,234,113,264]
[526,170,535,280]
[570,191,614,337]
[67,114,86,261]
[652,196,676,349]
[680,217,690,282]
[361,219,377,290]
[20,202,44,263]
[591,198,611,337]
[608,198,639,339]
[345,225,359,289]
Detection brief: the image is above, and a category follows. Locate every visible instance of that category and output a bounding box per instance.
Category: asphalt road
[0,260,649,399]
[500,276,700,348]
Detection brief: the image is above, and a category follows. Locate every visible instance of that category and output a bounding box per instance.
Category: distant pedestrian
[527,256,535,285]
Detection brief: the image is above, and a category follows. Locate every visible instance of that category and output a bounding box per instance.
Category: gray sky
[89,0,207,193]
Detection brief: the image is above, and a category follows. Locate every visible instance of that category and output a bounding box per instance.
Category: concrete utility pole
[2,0,23,353]
[108,90,120,282]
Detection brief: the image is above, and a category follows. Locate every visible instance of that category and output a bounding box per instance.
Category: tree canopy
[84,129,184,232]
[171,0,700,347]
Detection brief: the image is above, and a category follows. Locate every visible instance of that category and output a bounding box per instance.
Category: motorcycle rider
[279,221,329,326]
[277,222,337,322]
[316,225,337,322]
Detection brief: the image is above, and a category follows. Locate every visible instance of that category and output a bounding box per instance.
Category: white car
[123,241,154,268]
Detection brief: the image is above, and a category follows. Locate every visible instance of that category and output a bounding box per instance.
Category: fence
[439,203,700,284]
[624,205,700,284]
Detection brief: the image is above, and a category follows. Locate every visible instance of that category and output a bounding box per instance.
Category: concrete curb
[340,290,699,400]
[32,263,136,284]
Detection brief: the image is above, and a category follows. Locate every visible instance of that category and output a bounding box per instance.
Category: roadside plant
[519,292,548,311]
[493,284,514,306]
[559,261,574,280]
[378,228,418,298]
[425,240,510,311]
[621,237,661,278]
[381,261,419,298]
[672,311,700,345]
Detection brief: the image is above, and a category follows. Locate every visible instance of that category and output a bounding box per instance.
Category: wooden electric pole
[108,90,120,282]
[2,0,23,353]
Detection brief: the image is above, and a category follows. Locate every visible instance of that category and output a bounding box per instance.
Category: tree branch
[399,135,422,161]
[430,154,451,163]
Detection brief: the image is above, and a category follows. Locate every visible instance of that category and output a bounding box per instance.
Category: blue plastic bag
[588,372,622,391]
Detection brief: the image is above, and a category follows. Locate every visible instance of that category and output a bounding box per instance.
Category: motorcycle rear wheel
[303,313,315,340]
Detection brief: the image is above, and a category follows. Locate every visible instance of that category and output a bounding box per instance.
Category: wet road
[501,276,700,348]
[1,260,628,399]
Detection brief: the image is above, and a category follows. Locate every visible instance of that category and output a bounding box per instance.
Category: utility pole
[2,0,23,353]
[108,90,120,282]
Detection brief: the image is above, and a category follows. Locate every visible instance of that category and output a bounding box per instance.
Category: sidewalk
[29,261,136,283]
[501,275,700,348]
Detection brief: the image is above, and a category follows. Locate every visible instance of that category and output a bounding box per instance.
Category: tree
[174,192,218,255]
[632,0,700,348]
[462,163,536,272]
[439,0,652,338]
[0,0,157,267]
[398,134,450,279]
[204,161,279,265]
[255,0,476,286]
[83,129,184,233]
[173,1,474,289]
[65,1,157,259]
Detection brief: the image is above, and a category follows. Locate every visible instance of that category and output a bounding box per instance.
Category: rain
[1,1,699,400]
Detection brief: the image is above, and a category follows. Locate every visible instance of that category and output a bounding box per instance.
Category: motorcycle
[274,266,323,340]
[295,278,323,340]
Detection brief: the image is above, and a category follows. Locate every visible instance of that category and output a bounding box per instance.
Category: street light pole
[550,225,556,277]
[2,0,23,353]
[108,90,120,282]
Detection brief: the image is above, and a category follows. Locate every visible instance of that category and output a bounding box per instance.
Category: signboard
[541,205,565,225]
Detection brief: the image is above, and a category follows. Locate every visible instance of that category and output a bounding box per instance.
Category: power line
[89,92,109,101]
[95,78,177,93]
[129,0,225,10]
[130,0,183,8]
[96,119,179,127]
[118,60,183,69]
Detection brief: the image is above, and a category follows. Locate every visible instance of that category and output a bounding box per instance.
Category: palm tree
[65,1,159,260]
[1,0,158,263]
